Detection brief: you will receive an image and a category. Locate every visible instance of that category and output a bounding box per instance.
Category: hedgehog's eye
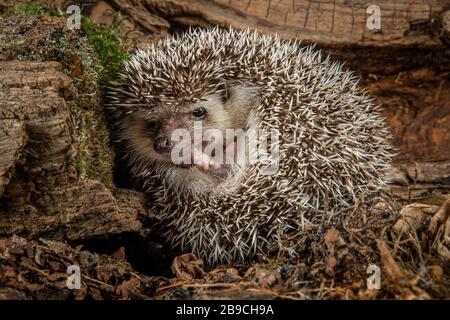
[146,120,161,131]
[192,106,207,119]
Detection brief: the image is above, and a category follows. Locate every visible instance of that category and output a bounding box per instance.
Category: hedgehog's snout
[154,135,173,154]
[150,114,187,155]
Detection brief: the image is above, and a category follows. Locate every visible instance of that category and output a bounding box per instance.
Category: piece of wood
[143,0,450,47]
[0,60,145,240]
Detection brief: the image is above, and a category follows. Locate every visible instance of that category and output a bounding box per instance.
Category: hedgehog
[105,27,392,265]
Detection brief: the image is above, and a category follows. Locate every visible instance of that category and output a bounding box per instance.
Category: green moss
[3,2,49,17]
[75,153,87,177]
[73,17,131,189]
[73,103,114,189]
[81,17,130,83]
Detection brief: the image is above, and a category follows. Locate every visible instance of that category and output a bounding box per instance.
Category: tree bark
[0,60,145,240]
[0,16,155,241]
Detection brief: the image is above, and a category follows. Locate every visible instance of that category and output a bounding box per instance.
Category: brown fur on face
[119,85,259,194]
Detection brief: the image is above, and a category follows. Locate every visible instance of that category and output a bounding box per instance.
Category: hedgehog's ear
[218,82,231,103]
[130,47,139,56]
[223,84,259,112]
[224,83,231,101]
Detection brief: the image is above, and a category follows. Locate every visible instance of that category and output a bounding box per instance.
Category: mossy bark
[0,15,151,241]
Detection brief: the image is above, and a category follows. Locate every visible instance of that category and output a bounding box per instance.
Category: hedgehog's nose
[154,135,173,154]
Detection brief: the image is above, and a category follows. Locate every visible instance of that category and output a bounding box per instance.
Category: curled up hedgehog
[105,27,392,265]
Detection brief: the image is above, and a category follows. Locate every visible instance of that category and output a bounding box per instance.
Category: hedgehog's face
[145,93,234,170]
[122,85,257,181]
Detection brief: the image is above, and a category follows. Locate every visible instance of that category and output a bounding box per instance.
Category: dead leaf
[324,227,348,274]
[115,278,140,299]
[171,254,205,280]
[244,268,281,287]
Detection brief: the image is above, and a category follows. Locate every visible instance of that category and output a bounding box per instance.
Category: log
[0,60,144,240]
[0,16,153,241]
[128,0,450,47]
